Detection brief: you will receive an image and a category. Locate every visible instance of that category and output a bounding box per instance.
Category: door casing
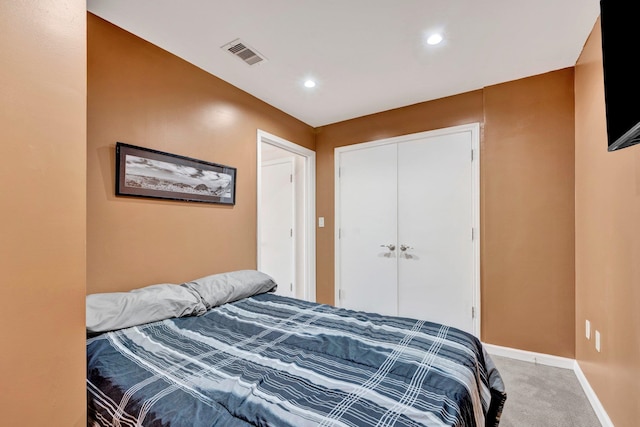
[257,130,316,302]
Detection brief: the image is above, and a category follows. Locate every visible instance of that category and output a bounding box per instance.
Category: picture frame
[115,142,236,205]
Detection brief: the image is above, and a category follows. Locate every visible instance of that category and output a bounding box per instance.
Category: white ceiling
[87,0,600,128]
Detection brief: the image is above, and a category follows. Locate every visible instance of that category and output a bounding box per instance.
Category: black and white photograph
[115,142,236,205]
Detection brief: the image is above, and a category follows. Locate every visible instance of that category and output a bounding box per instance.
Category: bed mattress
[87,293,506,426]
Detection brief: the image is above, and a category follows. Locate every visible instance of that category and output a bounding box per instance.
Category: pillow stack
[86,269,276,333]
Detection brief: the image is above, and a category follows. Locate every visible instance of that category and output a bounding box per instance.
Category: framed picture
[115,142,236,205]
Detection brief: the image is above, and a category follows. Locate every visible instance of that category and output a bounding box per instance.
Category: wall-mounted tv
[600,0,640,151]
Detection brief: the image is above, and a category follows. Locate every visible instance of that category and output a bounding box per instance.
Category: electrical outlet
[585,319,591,339]
[595,330,601,352]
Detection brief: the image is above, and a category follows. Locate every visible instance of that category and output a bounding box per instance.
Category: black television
[600,0,640,151]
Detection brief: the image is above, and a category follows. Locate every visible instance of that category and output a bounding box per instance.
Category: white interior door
[397,131,474,333]
[337,144,398,316]
[257,130,316,302]
[260,159,295,298]
[335,124,479,335]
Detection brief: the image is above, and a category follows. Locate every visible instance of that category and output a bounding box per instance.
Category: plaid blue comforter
[87,293,506,426]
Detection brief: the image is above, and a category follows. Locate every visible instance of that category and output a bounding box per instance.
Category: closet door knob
[399,244,413,252]
[380,244,396,251]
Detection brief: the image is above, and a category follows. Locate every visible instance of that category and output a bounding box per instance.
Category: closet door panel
[397,131,474,333]
[338,144,398,316]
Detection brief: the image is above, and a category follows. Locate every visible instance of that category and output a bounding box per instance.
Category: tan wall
[483,69,576,357]
[575,18,640,427]
[87,14,314,293]
[0,1,87,426]
[316,71,576,358]
[5,5,632,424]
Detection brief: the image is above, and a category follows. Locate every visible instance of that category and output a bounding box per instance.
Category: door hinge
[338,228,341,239]
[290,228,293,237]
[338,167,341,178]
[290,283,293,291]
[471,227,474,240]
[290,174,293,183]
[339,289,344,301]
[471,149,474,161]
[472,307,476,318]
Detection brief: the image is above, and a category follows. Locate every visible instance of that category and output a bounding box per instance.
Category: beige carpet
[491,355,601,427]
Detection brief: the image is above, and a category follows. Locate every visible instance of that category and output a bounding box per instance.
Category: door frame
[257,130,316,302]
[334,123,481,337]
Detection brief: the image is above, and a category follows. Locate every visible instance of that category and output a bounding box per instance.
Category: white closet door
[338,144,398,316]
[260,159,295,298]
[397,131,474,332]
[336,125,478,335]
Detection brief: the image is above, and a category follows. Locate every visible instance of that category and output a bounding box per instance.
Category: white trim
[333,158,341,308]
[334,123,481,337]
[483,343,575,369]
[257,130,316,302]
[470,123,480,338]
[484,343,613,427]
[574,361,615,427]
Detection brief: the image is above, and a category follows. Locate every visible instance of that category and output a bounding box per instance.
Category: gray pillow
[182,269,277,309]
[86,283,207,333]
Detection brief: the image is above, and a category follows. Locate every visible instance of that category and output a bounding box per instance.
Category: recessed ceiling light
[304,80,316,88]
[426,33,443,45]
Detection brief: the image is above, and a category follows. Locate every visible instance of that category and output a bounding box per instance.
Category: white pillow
[182,269,277,309]
[86,283,207,333]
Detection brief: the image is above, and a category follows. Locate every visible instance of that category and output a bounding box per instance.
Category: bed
[86,270,506,427]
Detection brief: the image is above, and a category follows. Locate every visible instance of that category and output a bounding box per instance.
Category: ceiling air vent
[222,39,267,66]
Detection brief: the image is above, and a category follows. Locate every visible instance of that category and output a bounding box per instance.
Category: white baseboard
[483,343,614,427]
[573,361,615,427]
[483,343,575,369]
